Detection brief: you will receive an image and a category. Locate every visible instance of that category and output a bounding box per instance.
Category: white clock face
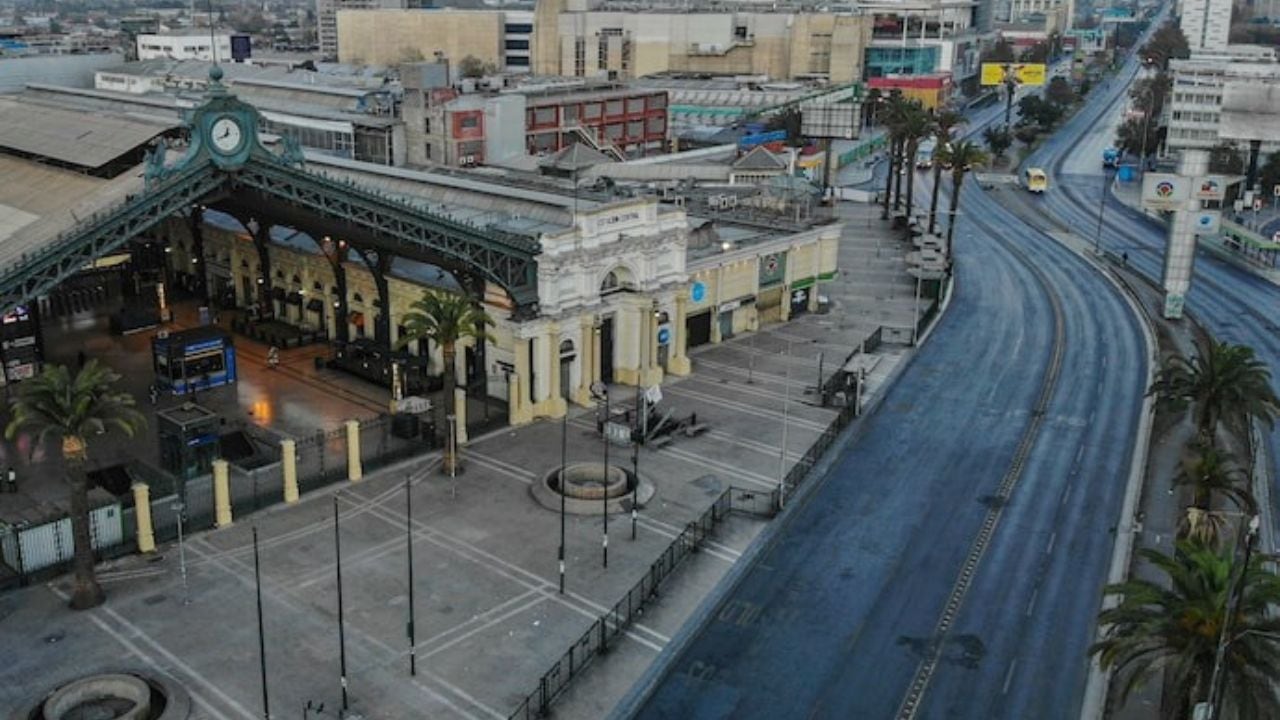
[210,117,243,154]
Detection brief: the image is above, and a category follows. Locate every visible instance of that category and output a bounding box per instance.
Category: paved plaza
[0,202,927,720]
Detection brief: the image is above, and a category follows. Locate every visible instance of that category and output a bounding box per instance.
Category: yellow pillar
[669,296,691,376]
[509,372,533,425]
[591,323,603,384]
[281,439,299,504]
[346,419,363,482]
[132,482,156,553]
[574,318,594,406]
[213,459,232,528]
[547,325,567,418]
[453,387,469,444]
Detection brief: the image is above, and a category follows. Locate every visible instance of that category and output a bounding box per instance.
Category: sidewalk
[0,200,930,720]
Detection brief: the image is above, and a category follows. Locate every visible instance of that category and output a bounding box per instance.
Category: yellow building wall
[337,10,504,67]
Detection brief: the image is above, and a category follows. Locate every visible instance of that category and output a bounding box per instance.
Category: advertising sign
[1141,173,1189,211]
[690,281,706,303]
[980,63,1047,86]
[657,324,671,346]
[1194,176,1227,202]
[1193,211,1221,235]
[1163,293,1185,319]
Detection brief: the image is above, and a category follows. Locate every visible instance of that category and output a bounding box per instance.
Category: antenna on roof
[207,0,217,66]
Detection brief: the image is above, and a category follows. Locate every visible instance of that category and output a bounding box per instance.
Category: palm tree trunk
[893,141,905,212]
[442,342,458,474]
[946,174,963,256]
[928,161,943,235]
[905,143,918,221]
[882,141,895,219]
[64,438,104,610]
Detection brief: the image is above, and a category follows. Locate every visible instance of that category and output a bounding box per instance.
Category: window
[459,115,479,130]
[563,104,579,124]
[627,120,643,138]
[626,98,644,114]
[507,56,529,67]
[505,23,533,33]
[424,117,431,134]
[605,123,624,140]
[505,39,529,50]
[583,102,601,120]
[533,107,557,126]
[425,143,432,160]
[606,99,624,117]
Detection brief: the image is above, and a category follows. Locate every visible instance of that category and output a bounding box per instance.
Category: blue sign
[739,130,787,150]
[657,326,671,346]
[690,281,707,303]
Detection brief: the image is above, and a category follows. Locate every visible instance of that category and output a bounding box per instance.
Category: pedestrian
[76,350,86,369]
[267,346,280,370]
[149,384,159,406]
[1122,251,1129,266]
[5,467,15,494]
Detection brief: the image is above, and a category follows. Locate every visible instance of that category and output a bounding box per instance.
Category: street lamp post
[251,526,271,720]
[777,343,792,511]
[558,409,567,594]
[333,497,349,713]
[1094,165,1115,255]
[1203,515,1262,720]
[405,475,416,676]
[171,501,190,605]
[591,382,610,569]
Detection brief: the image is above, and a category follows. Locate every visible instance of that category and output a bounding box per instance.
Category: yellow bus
[1024,167,1048,194]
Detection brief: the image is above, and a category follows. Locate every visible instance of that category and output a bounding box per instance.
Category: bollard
[281,439,299,504]
[132,482,156,553]
[346,419,363,482]
[213,459,232,528]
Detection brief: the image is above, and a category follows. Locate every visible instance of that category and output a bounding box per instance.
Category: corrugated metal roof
[0,97,176,169]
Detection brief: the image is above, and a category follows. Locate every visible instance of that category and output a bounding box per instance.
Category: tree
[1115,117,1164,160]
[1092,541,1280,719]
[982,125,1013,160]
[1209,143,1247,175]
[864,88,883,127]
[937,140,987,256]
[457,55,496,79]
[1148,339,1280,445]
[1258,151,1280,199]
[1141,21,1191,70]
[1176,445,1256,546]
[880,91,909,219]
[1046,76,1076,107]
[396,289,494,474]
[765,107,805,148]
[5,361,144,610]
[1014,124,1040,147]
[1018,96,1063,128]
[982,38,1016,65]
[896,102,934,222]
[1020,41,1049,63]
[928,108,964,235]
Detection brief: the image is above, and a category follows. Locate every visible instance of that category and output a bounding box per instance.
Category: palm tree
[880,93,908,220]
[5,361,144,610]
[1176,445,1256,546]
[897,103,934,223]
[927,108,964,235]
[396,289,494,474]
[1148,339,1280,445]
[937,140,988,260]
[1092,541,1280,719]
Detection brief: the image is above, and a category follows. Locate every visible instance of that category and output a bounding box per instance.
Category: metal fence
[0,414,434,591]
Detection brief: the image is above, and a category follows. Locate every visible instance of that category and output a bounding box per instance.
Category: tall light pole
[251,526,270,720]
[591,381,610,569]
[1203,515,1262,720]
[777,343,792,511]
[1094,165,1115,255]
[333,497,349,713]
[405,474,416,676]
[171,501,189,605]
[558,408,567,593]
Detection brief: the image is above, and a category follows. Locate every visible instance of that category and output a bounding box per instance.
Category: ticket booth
[157,403,221,480]
[152,327,237,396]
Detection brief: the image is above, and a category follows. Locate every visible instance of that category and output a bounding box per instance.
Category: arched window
[559,339,575,356]
[600,266,636,295]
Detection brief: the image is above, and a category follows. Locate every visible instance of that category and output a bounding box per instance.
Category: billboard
[1192,210,1221,235]
[980,63,1047,87]
[800,102,860,139]
[1193,175,1228,201]
[1141,172,1189,211]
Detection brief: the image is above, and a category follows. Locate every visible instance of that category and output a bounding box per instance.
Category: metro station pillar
[132,483,156,554]
[213,459,232,528]
[1162,149,1208,319]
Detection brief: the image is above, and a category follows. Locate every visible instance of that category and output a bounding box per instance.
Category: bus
[1102,147,1120,168]
[1023,167,1048,193]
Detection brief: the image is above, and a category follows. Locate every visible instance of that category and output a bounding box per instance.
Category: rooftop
[0,97,176,170]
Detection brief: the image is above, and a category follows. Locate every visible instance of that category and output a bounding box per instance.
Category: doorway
[718,311,734,341]
[559,339,575,401]
[600,317,614,383]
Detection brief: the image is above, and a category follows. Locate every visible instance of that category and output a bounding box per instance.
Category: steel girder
[0,164,228,314]
[233,158,541,312]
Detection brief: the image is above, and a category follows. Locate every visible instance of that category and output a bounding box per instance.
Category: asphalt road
[1029,48,1280,544]
[617,89,1148,720]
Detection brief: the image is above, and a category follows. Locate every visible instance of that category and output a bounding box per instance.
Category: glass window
[507,56,529,67]
[627,98,644,114]
[505,39,529,50]
[583,103,601,119]
[627,120,643,137]
[606,99,624,117]
[563,105,579,124]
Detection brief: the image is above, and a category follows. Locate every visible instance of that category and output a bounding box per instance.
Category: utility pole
[405,475,416,676]
[558,410,567,594]
[251,526,270,720]
[334,497,349,712]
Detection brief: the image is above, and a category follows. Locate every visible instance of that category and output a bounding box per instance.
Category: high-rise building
[1180,0,1233,53]
[317,0,405,61]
